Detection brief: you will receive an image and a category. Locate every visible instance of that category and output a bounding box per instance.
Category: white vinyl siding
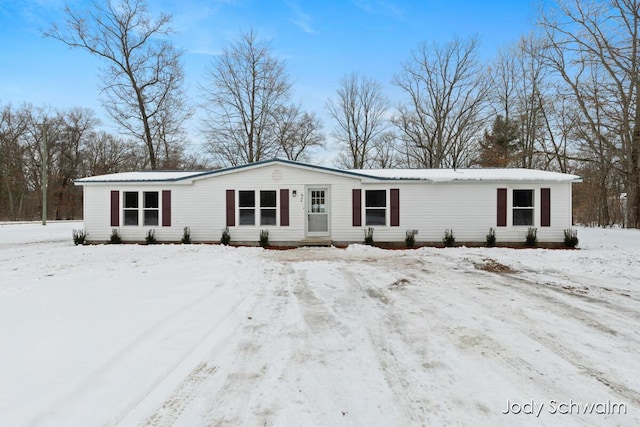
[78,163,575,243]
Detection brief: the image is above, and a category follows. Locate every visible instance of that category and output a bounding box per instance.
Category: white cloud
[352,0,403,19]
[286,1,314,34]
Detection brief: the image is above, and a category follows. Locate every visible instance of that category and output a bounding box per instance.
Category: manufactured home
[74,158,582,246]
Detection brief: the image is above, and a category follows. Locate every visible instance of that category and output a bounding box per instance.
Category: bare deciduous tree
[327,72,389,169]
[368,131,402,168]
[539,0,640,228]
[0,104,29,220]
[272,104,325,161]
[393,37,489,168]
[81,131,139,176]
[0,102,146,221]
[201,30,292,166]
[46,0,191,170]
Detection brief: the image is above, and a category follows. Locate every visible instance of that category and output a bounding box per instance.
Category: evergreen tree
[477,115,520,167]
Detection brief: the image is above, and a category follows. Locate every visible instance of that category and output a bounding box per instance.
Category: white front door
[306,187,329,236]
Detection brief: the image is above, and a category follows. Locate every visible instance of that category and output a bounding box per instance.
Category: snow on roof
[75,159,582,184]
[350,168,582,182]
[75,171,204,183]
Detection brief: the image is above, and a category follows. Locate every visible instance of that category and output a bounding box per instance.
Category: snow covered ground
[0,222,639,426]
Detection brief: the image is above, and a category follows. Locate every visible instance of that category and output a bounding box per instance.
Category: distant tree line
[1,0,638,227]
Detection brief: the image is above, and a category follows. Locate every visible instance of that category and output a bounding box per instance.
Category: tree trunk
[600,173,610,227]
[627,139,640,228]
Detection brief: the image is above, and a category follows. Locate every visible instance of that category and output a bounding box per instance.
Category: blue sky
[0,0,542,159]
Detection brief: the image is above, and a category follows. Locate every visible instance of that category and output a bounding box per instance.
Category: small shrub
[564,228,579,248]
[525,227,538,247]
[72,229,86,245]
[220,227,231,246]
[486,227,496,247]
[109,228,122,244]
[259,229,269,247]
[405,229,416,248]
[364,227,374,246]
[145,229,157,245]
[443,229,456,247]
[181,226,192,244]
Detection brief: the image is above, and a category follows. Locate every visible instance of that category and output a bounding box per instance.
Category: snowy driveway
[0,223,638,426]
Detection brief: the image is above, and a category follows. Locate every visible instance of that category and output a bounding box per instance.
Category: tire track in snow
[30,271,256,426]
[122,269,273,426]
[143,362,218,427]
[492,270,639,341]
[200,264,298,426]
[437,258,640,409]
[109,280,252,424]
[452,253,638,340]
[338,266,429,425]
[286,263,400,425]
[528,332,640,407]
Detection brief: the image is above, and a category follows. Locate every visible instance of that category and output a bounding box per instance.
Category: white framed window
[237,190,280,226]
[123,191,139,226]
[365,190,386,226]
[239,191,255,225]
[123,191,160,226]
[144,191,159,226]
[513,189,534,226]
[260,190,277,225]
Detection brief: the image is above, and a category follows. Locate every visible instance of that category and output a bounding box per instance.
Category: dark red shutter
[110,190,119,227]
[226,190,235,227]
[497,188,507,227]
[280,189,289,226]
[541,188,551,227]
[352,189,362,227]
[390,188,400,227]
[162,190,171,226]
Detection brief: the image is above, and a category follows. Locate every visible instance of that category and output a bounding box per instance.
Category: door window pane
[311,190,325,213]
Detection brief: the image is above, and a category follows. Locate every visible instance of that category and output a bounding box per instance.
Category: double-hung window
[238,190,279,226]
[118,190,166,227]
[239,191,256,225]
[260,191,277,225]
[365,190,386,226]
[123,191,139,226]
[513,190,534,226]
[144,192,159,226]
